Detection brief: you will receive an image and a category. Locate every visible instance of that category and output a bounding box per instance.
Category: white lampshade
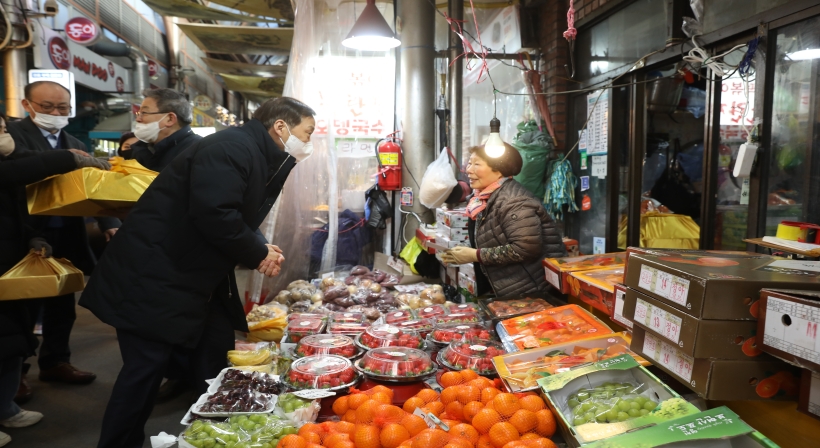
[342,0,401,51]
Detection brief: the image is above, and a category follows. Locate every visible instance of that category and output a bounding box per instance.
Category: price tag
[655,271,673,299]
[634,301,649,324]
[638,266,655,291]
[545,268,561,289]
[591,155,607,178]
[659,342,676,369]
[612,289,633,329]
[649,306,665,334]
[669,277,690,307]
[641,333,694,383]
[642,333,660,358]
[663,313,682,342]
[673,353,695,382]
[293,389,336,400]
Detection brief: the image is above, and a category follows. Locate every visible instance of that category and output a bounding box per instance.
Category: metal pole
[398,0,436,242]
[448,0,464,169]
[3,49,27,118]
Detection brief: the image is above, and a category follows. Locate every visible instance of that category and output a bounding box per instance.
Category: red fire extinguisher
[375,138,402,191]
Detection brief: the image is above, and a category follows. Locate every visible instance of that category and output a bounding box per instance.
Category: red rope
[442,0,490,84]
[563,0,577,41]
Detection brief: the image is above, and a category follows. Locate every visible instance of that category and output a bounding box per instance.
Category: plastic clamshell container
[358,324,425,349]
[417,305,448,319]
[385,310,416,324]
[492,332,649,392]
[434,312,481,325]
[429,322,493,345]
[359,347,435,379]
[286,318,326,343]
[287,313,327,323]
[483,298,553,320]
[326,321,371,336]
[448,303,482,315]
[284,355,358,389]
[330,312,367,324]
[294,334,358,358]
[438,338,506,376]
[500,304,613,351]
[395,318,434,336]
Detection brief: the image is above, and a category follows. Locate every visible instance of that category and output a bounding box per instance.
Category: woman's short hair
[469,143,523,177]
[118,132,136,150]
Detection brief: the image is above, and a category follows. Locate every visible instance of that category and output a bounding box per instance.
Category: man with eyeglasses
[6,81,121,394]
[124,88,201,172]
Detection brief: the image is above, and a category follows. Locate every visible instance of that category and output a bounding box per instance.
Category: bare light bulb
[484,117,505,158]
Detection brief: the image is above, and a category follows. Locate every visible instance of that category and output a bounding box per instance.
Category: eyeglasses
[135,110,168,118]
[28,100,72,114]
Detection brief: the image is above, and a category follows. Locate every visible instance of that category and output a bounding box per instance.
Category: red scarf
[466,179,505,219]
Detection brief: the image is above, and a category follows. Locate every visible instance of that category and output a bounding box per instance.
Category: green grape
[198,432,210,440]
[568,398,580,408]
[617,412,630,421]
[627,409,641,418]
[583,412,595,421]
[572,404,584,415]
[577,391,590,402]
[639,409,650,416]
[595,414,608,423]
[573,416,587,426]
[629,401,642,410]
[634,396,647,405]
[617,401,631,411]
[202,438,216,448]
[605,409,618,421]
[643,401,658,411]
[581,402,593,411]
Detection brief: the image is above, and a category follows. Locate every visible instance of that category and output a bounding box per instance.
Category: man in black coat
[122,88,201,171]
[0,112,110,445]
[80,97,316,448]
[6,81,121,391]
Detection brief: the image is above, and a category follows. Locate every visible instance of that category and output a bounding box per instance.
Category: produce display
[276,393,313,414]
[357,324,424,349]
[564,383,659,425]
[245,303,287,323]
[294,334,358,358]
[283,355,358,390]
[271,280,324,314]
[385,309,415,324]
[215,369,282,395]
[417,304,447,319]
[438,339,506,375]
[450,303,483,315]
[358,347,436,379]
[429,322,492,344]
[396,285,445,309]
[482,297,553,319]
[326,321,371,335]
[395,318,434,337]
[329,311,367,323]
[320,266,400,313]
[500,304,612,350]
[433,312,481,325]
[197,389,273,414]
[180,415,296,448]
[285,318,326,343]
[227,348,274,367]
[286,313,327,323]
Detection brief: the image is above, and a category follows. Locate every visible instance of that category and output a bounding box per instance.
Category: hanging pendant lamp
[484,92,506,158]
[342,0,401,51]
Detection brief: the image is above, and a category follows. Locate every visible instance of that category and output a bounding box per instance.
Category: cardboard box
[624,252,820,320]
[492,332,648,392]
[459,263,475,279]
[458,271,477,296]
[757,288,820,372]
[623,248,768,281]
[442,209,469,228]
[435,208,446,226]
[623,287,762,359]
[611,283,634,330]
[499,304,613,351]
[582,406,779,448]
[537,354,700,447]
[569,267,624,315]
[373,252,424,285]
[435,224,469,242]
[631,326,801,400]
[543,253,626,295]
[798,369,820,421]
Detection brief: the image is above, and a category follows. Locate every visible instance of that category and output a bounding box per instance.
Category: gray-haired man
[125,88,200,171]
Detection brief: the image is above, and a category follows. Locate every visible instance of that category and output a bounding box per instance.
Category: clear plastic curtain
[244,0,396,303]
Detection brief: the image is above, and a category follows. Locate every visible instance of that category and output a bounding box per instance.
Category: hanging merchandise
[512,120,554,199]
[418,148,457,209]
[544,159,579,220]
[365,184,392,230]
[375,138,403,191]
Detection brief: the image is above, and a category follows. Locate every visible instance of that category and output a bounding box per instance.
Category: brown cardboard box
[625,252,820,320]
[798,369,820,421]
[623,287,762,359]
[623,248,766,279]
[610,283,633,330]
[568,267,624,315]
[757,288,820,372]
[542,253,626,294]
[631,326,801,400]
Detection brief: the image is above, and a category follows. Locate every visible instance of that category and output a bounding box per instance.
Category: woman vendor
[440,143,566,296]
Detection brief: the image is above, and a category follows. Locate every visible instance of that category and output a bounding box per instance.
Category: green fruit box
[582,406,779,448]
[537,354,700,447]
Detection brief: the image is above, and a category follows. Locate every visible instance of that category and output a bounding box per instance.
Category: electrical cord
[682,35,748,77]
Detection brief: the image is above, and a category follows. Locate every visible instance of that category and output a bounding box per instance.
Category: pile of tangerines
[274,370,558,448]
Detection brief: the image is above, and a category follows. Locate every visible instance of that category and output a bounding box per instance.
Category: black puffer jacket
[0,150,77,360]
[473,179,566,296]
[124,125,201,172]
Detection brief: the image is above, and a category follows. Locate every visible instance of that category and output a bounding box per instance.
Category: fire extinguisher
[375,138,402,191]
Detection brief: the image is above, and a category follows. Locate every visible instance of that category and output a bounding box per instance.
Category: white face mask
[31,111,69,132]
[0,133,15,157]
[279,123,313,162]
[134,114,168,143]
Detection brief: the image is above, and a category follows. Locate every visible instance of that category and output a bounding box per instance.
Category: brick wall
[534,0,611,152]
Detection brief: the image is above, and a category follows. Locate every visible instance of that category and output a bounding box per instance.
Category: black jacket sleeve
[0,150,76,187]
[188,142,269,269]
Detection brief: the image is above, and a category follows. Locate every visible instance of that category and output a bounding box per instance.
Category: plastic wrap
[563,382,657,425]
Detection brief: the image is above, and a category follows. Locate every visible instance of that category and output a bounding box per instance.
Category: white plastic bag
[419,148,457,209]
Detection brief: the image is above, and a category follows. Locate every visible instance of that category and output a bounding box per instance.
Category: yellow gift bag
[26,157,158,217]
[0,251,85,301]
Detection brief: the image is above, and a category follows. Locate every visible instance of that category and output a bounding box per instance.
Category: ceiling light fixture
[342,0,401,51]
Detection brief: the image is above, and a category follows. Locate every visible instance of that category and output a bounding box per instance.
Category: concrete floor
[2,299,193,448]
